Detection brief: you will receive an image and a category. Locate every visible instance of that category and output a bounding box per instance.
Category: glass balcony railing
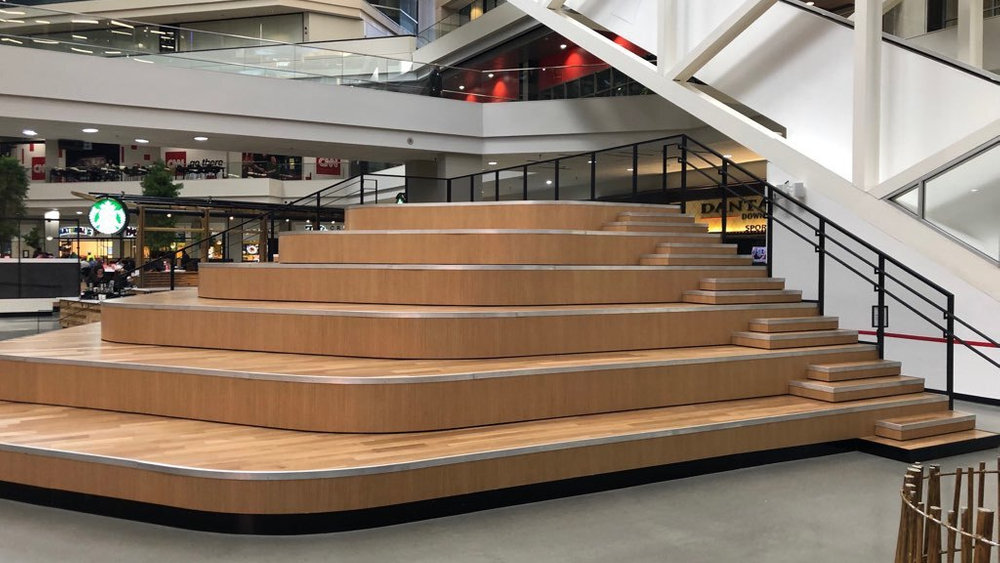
[890,139,1000,264]
[366,0,419,34]
[0,1,651,103]
[416,0,507,46]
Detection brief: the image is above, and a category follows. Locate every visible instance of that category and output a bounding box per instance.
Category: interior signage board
[691,195,767,234]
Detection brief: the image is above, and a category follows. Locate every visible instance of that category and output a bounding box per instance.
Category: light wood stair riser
[344,202,680,230]
[684,290,801,305]
[700,277,785,291]
[789,377,924,402]
[278,231,713,265]
[807,360,902,382]
[616,214,695,224]
[748,317,839,333]
[732,330,857,349]
[199,265,770,306]
[603,223,709,234]
[642,255,752,267]
[874,411,976,441]
[102,295,823,359]
[653,243,738,255]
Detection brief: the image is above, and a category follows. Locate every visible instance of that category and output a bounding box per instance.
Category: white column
[656,0,677,76]
[957,0,984,67]
[852,0,882,190]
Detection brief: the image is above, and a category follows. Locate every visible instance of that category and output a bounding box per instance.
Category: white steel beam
[852,0,882,191]
[668,0,777,82]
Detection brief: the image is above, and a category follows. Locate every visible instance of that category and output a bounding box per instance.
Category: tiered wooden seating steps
[0,200,992,532]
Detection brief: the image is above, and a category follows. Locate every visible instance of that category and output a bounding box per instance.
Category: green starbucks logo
[89,197,128,235]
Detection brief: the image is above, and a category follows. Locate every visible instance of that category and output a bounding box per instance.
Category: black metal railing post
[590,153,597,201]
[631,145,639,202]
[469,175,475,202]
[766,185,774,277]
[877,255,886,359]
[946,294,955,409]
[554,160,560,200]
[720,159,729,245]
[494,170,500,201]
[522,166,528,200]
[169,254,176,291]
[680,141,688,214]
[662,143,668,194]
[404,176,410,203]
[315,191,321,225]
[447,178,453,202]
[817,219,826,315]
[359,175,366,205]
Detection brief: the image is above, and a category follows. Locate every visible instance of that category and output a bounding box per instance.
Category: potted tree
[0,157,29,256]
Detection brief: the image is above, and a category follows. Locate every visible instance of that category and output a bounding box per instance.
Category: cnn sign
[316,158,341,176]
[31,157,45,181]
[165,151,187,169]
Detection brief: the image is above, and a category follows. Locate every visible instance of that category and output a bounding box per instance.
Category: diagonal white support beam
[668,0,777,82]
[881,0,904,13]
[546,0,567,8]
[870,119,1000,199]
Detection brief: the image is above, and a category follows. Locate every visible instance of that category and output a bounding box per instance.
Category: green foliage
[22,225,41,251]
[140,161,183,253]
[0,157,29,241]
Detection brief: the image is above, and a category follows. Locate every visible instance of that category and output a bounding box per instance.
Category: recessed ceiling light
[722,154,733,158]
[81,128,99,133]
[806,1,815,5]
[276,61,290,67]
[149,29,167,35]
[627,168,634,172]
[110,20,134,29]
[166,213,172,218]
[71,47,94,54]
[110,30,131,36]
[72,34,87,40]
[134,138,149,144]
[22,129,37,136]
[32,39,59,45]
[487,73,494,78]
[133,58,154,64]
[1,19,25,24]
[229,216,235,220]
[1,38,23,45]
[560,44,567,50]
[0,10,26,15]
[971,188,980,193]
[545,180,553,185]
[34,19,50,24]
[193,136,208,141]
[285,219,290,222]
[71,19,99,24]
[104,50,122,55]
[75,211,83,215]
[459,85,466,90]
[488,161,498,166]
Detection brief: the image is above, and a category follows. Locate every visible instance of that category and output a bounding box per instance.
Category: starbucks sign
[88,197,129,235]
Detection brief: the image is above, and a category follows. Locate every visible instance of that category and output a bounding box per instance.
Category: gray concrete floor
[0,318,996,562]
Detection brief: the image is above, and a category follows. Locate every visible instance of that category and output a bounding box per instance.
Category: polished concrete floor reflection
[0,317,996,563]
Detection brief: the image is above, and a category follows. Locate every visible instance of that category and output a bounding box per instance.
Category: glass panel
[593,149,634,200]
[556,155,593,201]
[891,186,920,215]
[497,168,527,201]
[634,141,668,202]
[525,161,557,200]
[923,143,1000,261]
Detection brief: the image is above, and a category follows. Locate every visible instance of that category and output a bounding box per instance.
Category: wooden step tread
[875,410,975,430]
[789,375,923,393]
[687,290,801,298]
[807,360,902,381]
[734,328,856,341]
[644,254,750,260]
[861,429,998,451]
[874,411,976,441]
[700,277,784,286]
[0,393,948,474]
[618,211,683,217]
[748,316,839,333]
[604,221,702,227]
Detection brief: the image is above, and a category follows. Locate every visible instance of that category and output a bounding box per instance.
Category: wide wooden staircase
[0,201,993,533]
